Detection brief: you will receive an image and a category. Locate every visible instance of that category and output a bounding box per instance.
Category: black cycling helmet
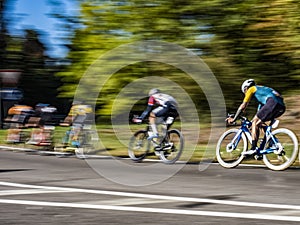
[148,88,160,96]
[241,79,255,93]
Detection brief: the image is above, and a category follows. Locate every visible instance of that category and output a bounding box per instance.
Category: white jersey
[149,93,178,108]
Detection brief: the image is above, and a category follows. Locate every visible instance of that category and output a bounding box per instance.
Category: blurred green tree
[0,0,9,69]
[56,0,300,119]
[0,0,72,113]
[56,0,212,119]
[18,30,63,108]
[195,0,300,97]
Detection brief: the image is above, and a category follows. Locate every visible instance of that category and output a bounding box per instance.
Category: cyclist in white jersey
[134,88,178,138]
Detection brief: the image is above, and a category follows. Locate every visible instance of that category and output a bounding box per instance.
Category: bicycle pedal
[254,154,263,160]
[154,146,162,151]
[163,145,172,150]
[163,143,174,150]
[277,151,285,156]
[274,149,285,155]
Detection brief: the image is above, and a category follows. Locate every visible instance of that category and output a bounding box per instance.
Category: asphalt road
[0,148,300,225]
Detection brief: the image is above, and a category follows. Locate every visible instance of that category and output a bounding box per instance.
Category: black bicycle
[128,116,184,164]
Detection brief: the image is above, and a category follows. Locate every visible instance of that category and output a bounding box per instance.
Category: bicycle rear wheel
[263,128,298,171]
[159,129,184,164]
[128,130,150,162]
[216,128,248,168]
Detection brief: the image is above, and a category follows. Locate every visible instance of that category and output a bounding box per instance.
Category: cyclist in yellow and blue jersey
[227,79,286,155]
[61,102,93,147]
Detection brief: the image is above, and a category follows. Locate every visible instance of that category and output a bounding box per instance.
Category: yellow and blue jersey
[243,85,284,106]
[68,104,93,116]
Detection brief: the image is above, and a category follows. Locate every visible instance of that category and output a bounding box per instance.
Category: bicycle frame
[147,122,168,146]
[257,124,279,155]
[228,118,279,156]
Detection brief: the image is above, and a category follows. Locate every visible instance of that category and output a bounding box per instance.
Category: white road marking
[0,198,300,222]
[0,181,300,210]
[266,209,300,216]
[0,189,70,196]
[80,198,176,206]
[1,146,298,167]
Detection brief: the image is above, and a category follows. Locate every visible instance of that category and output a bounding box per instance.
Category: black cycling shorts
[152,102,178,119]
[256,97,285,122]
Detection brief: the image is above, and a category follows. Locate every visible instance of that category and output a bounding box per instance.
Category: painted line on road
[80,198,176,206]
[0,145,37,152]
[0,189,70,196]
[0,198,300,222]
[0,181,300,210]
[1,145,298,167]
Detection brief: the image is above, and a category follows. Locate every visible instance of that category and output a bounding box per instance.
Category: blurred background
[0,0,300,125]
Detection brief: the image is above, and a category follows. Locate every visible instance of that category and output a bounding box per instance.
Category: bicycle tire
[263,128,299,171]
[216,128,248,168]
[158,129,184,164]
[128,130,150,162]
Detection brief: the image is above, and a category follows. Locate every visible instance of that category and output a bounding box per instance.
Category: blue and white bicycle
[216,115,299,171]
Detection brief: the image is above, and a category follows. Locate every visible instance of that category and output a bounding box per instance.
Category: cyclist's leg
[70,115,86,145]
[271,103,286,119]
[149,112,158,136]
[257,98,285,121]
[251,98,275,150]
[150,106,168,136]
[154,105,169,119]
[251,116,262,150]
[166,105,178,127]
[168,104,178,117]
[70,124,82,146]
[253,98,284,150]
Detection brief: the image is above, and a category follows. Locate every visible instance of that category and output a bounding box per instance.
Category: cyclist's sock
[251,140,257,150]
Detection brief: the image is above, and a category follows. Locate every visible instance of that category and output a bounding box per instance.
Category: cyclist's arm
[232,102,248,122]
[140,105,152,120]
[140,96,155,120]
[232,86,256,121]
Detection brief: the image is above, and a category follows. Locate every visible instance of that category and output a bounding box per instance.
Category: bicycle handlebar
[227,113,249,121]
[226,113,251,127]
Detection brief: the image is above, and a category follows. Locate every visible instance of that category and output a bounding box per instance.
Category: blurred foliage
[55,0,300,120]
[2,0,300,120]
[0,28,67,111]
[0,0,69,113]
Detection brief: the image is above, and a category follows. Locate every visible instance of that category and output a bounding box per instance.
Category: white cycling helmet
[148,88,160,96]
[241,79,255,93]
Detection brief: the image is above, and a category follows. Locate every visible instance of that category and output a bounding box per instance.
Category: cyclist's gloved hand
[225,116,236,126]
[132,117,143,124]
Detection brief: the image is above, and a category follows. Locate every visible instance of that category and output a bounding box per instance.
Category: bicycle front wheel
[159,129,184,164]
[75,129,99,158]
[216,128,248,168]
[128,130,150,162]
[263,128,299,171]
